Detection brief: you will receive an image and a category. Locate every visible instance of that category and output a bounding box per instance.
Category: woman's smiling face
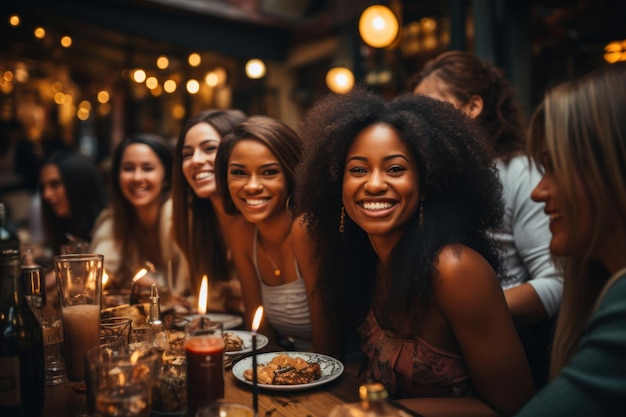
[226,139,288,224]
[118,143,166,210]
[181,122,221,199]
[342,123,420,240]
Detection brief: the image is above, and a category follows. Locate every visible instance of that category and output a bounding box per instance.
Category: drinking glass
[195,401,254,417]
[100,317,132,347]
[184,319,225,417]
[55,253,103,382]
[86,342,160,417]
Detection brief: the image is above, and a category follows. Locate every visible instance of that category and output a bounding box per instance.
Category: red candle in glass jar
[185,335,225,416]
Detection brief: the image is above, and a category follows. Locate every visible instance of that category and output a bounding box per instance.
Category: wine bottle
[0,247,45,417]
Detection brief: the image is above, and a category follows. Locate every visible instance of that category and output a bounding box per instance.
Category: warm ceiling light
[245,59,266,79]
[205,71,219,87]
[156,56,169,70]
[358,5,399,48]
[132,69,147,83]
[54,92,66,105]
[188,53,201,67]
[97,90,110,104]
[163,79,177,93]
[60,36,72,48]
[79,100,92,111]
[34,27,46,39]
[186,79,200,94]
[146,76,158,90]
[326,67,355,94]
[77,107,90,121]
[604,40,626,63]
[9,15,20,26]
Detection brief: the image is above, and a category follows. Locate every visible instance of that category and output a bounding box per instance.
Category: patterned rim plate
[224,330,269,356]
[232,351,344,391]
[184,313,243,330]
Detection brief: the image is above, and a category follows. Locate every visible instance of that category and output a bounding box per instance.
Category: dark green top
[515,270,626,416]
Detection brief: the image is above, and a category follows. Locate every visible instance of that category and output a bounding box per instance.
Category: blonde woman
[515,62,626,416]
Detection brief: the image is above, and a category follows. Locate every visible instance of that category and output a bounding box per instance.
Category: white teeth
[245,198,268,206]
[362,201,393,210]
[195,172,213,180]
[549,213,562,220]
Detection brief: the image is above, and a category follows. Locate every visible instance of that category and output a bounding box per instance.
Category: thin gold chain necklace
[258,237,281,277]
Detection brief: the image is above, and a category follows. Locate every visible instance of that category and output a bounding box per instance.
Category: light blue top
[492,156,563,317]
[252,228,312,349]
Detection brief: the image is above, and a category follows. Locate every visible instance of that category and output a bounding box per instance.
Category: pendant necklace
[258,237,281,277]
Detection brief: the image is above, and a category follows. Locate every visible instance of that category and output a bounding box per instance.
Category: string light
[358,5,399,48]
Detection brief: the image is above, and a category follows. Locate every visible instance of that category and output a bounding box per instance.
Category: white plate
[232,351,344,391]
[224,330,268,356]
[184,313,243,330]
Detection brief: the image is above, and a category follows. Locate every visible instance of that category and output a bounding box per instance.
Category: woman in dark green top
[517,61,626,416]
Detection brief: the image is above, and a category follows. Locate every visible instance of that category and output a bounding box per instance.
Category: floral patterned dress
[359,310,474,398]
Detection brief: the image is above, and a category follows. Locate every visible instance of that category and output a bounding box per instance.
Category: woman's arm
[501,158,563,321]
[292,217,340,357]
[435,245,535,416]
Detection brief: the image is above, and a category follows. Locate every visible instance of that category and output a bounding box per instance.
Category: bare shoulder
[433,244,502,309]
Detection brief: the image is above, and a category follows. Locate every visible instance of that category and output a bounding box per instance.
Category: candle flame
[130,350,142,365]
[198,275,208,314]
[252,306,264,332]
[132,268,148,283]
[102,270,109,287]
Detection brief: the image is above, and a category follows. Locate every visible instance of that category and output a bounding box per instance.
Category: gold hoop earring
[285,195,293,217]
[339,206,346,233]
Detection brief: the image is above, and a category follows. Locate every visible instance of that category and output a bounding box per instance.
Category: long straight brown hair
[171,109,247,295]
[528,62,626,377]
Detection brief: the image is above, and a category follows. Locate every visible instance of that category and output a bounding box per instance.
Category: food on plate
[223,332,244,352]
[242,354,322,385]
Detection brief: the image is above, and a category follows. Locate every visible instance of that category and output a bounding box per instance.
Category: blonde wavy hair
[528,62,626,378]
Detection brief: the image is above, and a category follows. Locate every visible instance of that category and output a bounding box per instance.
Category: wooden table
[43,362,420,417]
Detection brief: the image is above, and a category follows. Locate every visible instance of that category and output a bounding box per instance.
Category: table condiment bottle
[327,383,412,417]
[147,283,168,350]
[0,246,45,417]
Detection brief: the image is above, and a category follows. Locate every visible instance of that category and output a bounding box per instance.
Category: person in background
[90,133,190,301]
[215,116,338,355]
[35,150,108,288]
[171,109,247,313]
[409,51,562,387]
[514,62,626,417]
[297,87,534,416]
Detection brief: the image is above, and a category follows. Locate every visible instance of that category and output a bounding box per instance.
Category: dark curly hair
[296,86,504,331]
[406,51,526,162]
[216,116,302,215]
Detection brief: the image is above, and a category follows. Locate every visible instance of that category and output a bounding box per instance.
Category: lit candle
[129,268,148,305]
[251,306,264,416]
[185,274,224,417]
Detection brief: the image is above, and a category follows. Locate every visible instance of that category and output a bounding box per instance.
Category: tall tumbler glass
[55,253,103,382]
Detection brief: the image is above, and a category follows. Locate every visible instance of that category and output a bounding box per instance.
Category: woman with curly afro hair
[296,87,534,416]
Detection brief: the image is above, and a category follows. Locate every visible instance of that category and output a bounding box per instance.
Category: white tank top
[252,228,312,349]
